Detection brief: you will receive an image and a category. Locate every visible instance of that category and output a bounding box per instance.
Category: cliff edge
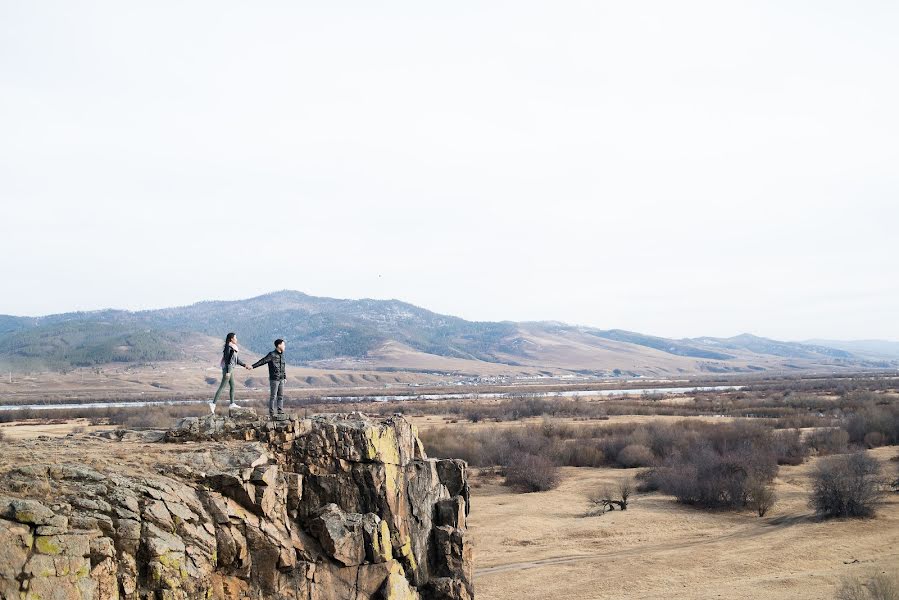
[0,411,472,600]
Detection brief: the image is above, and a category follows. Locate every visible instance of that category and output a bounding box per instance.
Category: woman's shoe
[229,401,241,408]
[208,402,216,414]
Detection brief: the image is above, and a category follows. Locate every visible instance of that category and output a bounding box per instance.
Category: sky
[1,1,897,341]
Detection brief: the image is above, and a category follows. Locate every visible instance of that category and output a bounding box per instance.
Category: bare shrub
[616,444,655,468]
[845,403,899,447]
[864,431,885,449]
[656,442,778,510]
[419,427,505,466]
[806,428,850,456]
[618,479,633,508]
[635,468,661,492]
[772,429,806,465]
[556,439,606,467]
[747,478,777,517]
[837,572,899,600]
[810,452,885,518]
[505,453,560,492]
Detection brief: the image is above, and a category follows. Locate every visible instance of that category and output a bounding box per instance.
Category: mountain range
[0,290,895,376]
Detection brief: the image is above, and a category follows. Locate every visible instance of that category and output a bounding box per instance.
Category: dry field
[469,446,899,600]
[0,418,109,440]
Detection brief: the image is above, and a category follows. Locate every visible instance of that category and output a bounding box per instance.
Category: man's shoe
[208,402,216,414]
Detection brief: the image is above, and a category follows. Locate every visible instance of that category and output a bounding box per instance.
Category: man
[252,338,287,418]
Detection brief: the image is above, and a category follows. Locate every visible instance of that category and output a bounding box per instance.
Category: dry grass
[469,446,899,600]
[0,418,110,440]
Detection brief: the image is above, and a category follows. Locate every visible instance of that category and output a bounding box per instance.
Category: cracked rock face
[0,412,472,600]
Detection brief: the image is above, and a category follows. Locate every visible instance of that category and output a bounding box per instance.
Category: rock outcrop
[0,411,472,600]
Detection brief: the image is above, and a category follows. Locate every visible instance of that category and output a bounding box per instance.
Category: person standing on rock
[209,332,251,414]
[251,338,287,419]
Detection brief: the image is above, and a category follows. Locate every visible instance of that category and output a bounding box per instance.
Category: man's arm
[252,352,273,369]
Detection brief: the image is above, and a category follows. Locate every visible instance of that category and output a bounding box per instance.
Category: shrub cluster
[421,418,791,501]
[505,453,560,492]
[653,442,777,510]
[810,452,885,518]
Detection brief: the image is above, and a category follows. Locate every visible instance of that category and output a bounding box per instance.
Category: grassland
[468,447,898,600]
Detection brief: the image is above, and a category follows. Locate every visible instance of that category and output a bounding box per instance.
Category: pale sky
[1,1,897,341]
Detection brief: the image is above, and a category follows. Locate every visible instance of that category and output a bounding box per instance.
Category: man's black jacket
[253,350,286,381]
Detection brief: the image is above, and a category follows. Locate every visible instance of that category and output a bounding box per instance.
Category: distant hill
[142,291,518,363]
[0,290,894,375]
[804,339,899,360]
[688,333,853,360]
[0,318,195,370]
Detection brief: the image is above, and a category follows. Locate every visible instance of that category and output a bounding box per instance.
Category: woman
[210,332,251,413]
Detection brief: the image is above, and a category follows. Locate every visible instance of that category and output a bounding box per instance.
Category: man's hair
[274,338,284,347]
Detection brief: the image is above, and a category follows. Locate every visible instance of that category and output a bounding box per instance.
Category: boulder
[308,503,367,567]
[0,496,56,525]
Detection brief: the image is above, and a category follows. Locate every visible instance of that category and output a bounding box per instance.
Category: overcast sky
[1,1,897,341]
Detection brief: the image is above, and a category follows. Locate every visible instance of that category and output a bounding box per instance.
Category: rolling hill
[804,339,899,360]
[0,290,894,376]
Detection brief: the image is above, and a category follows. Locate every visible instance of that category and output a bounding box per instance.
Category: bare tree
[586,480,633,516]
[586,488,613,516]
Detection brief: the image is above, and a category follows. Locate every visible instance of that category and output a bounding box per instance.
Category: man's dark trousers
[269,379,285,415]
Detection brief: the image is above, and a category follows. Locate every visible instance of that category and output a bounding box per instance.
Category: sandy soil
[468,447,899,600]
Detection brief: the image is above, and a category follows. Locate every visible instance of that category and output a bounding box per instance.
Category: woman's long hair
[223,332,236,352]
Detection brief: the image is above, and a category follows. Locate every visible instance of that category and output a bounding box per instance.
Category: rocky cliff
[0,411,473,600]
